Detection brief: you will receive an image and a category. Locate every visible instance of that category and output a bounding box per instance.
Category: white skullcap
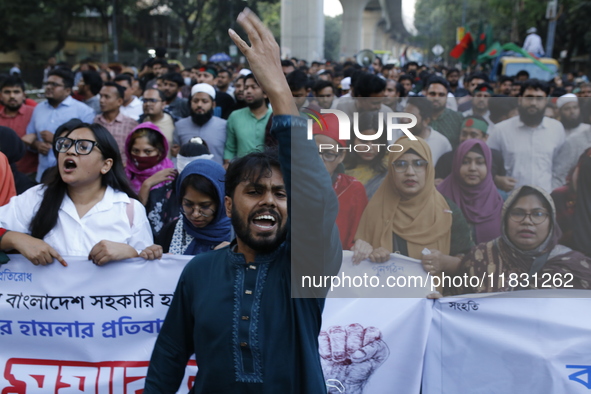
[341,77,351,90]
[239,68,252,76]
[527,27,537,34]
[191,83,216,100]
[557,93,578,109]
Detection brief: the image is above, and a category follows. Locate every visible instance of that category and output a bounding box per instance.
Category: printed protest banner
[423,290,591,393]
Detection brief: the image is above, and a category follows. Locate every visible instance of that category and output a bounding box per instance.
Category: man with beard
[139,88,176,155]
[172,83,226,165]
[446,68,469,97]
[463,83,493,125]
[426,76,465,149]
[0,76,37,175]
[223,73,272,166]
[76,70,103,114]
[497,76,513,96]
[196,66,236,119]
[160,72,190,119]
[25,68,94,182]
[552,93,591,188]
[487,79,565,192]
[216,69,234,97]
[144,9,341,393]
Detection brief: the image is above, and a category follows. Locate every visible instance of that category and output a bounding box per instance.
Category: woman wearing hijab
[451,185,591,295]
[0,126,36,194]
[155,159,232,255]
[353,136,474,275]
[125,122,176,233]
[437,139,504,244]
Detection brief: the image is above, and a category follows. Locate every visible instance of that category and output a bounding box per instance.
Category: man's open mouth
[252,214,277,230]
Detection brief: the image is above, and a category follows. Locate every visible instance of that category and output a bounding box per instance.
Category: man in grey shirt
[172,83,227,165]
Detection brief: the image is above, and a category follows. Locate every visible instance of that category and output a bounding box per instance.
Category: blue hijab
[176,159,232,254]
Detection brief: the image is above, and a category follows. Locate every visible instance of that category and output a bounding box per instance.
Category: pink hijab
[437,139,503,244]
[124,122,174,193]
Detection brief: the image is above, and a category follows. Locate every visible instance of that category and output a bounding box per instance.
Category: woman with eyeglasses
[155,159,232,255]
[451,185,591,294]
[437,139,504,244]
[0,122,161,267]
[125,122,176,234]
[352,136,474,276]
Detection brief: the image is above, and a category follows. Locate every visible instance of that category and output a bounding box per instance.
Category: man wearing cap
[552,93,591,188]
[462,83,494,125]
[172,83,226,165]
[196,66,236,119]
[160,72,190,119]
[435,115,512,192]
[523,27,545,57]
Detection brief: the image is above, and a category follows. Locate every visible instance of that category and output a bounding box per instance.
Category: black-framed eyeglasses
[392,159,428,173]
[43,82,65,88]
[319,151,340,162]
[508,209,549,225]
[55,137,99,155]
[142,98,161,104]
[181,202,215,218]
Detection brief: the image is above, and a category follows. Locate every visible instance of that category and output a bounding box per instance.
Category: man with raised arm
[144,8,342,393]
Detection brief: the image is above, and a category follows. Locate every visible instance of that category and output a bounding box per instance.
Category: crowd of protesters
[0,40,591,292]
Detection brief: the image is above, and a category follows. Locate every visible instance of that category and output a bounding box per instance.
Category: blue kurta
[145,115,342,393]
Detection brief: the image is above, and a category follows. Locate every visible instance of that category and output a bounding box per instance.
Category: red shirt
[333,173,368,249]
[0,104,38,174]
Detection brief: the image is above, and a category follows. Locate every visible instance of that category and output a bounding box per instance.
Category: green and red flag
[501,42,552,72]
[450,32,473,59]
[477,41,502,63]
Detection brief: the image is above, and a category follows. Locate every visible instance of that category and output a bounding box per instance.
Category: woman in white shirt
[0,122,161,266]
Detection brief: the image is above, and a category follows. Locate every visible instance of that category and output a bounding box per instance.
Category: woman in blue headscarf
[155,159,232,255]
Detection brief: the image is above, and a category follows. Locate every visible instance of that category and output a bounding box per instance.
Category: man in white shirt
[551,93,591,188]
[523,27,545,57]
[487,79,565,193]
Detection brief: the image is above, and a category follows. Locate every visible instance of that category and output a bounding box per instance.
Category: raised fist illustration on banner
[320,323,390,394]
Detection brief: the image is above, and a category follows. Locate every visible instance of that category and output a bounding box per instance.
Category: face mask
[184,77,192,86]
[131,154,161,170]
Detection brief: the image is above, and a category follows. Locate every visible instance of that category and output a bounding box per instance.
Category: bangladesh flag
[477,41,502,63]
[501,43,552,72]
[450,32,473,59]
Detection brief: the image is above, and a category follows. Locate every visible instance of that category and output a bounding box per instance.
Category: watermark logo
[303,108,418,153]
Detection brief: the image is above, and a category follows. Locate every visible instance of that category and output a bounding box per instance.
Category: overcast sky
[324,0,417,34]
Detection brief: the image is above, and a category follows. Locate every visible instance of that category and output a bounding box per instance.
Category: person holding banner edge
[144,8,342,393]
[0,122,162,266]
